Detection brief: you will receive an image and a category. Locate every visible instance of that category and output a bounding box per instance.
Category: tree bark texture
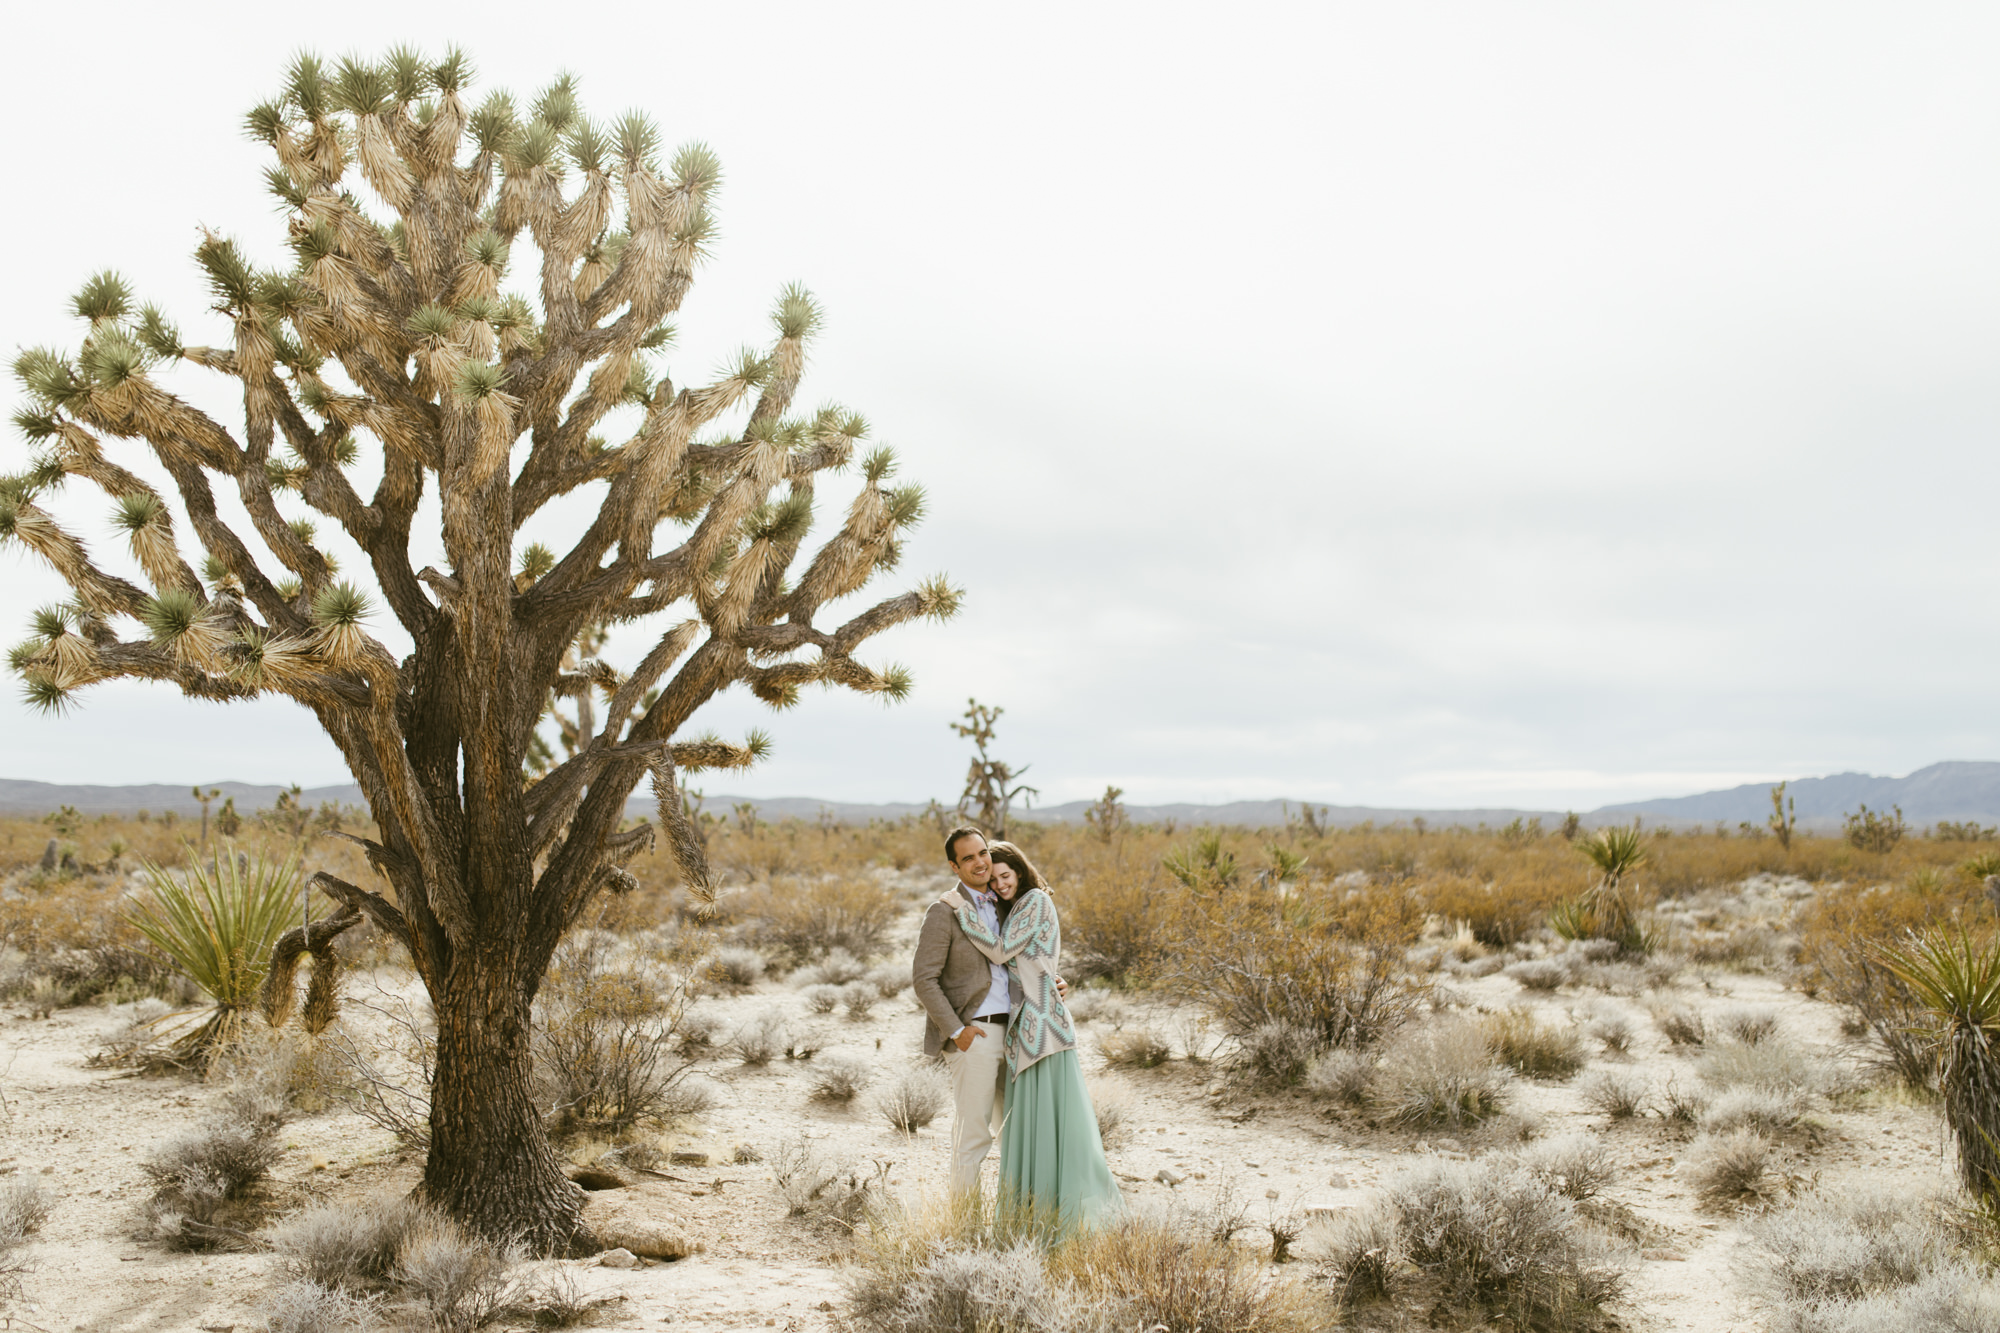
[425,946,589,1254]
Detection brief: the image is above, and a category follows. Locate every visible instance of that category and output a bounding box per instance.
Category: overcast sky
[3,2,1997,811]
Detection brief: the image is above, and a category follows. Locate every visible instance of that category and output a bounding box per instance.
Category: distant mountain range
[5,761,1996,831]
[1596,761,2000,830]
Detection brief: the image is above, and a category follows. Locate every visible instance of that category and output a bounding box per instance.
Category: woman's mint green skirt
[997,1048,1122,1235]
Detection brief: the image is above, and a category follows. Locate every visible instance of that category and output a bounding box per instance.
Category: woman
[949,841,1121,1234]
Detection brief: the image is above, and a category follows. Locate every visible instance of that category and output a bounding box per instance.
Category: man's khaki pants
[944,1018,1007,1197]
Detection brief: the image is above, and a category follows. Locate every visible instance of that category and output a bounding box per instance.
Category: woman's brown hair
[986,841,1050,898]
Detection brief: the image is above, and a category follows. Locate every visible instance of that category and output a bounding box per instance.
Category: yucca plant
[1879,927,2000,1208]
[126,846,304,1070]
[1566,823,1651,952]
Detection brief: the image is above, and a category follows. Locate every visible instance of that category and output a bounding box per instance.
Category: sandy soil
[0,871,1959,1332]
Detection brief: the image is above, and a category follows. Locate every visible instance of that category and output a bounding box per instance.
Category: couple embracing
[910,826,1121,1233]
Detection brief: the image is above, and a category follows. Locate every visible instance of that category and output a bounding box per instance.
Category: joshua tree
[193,785,221,848]
[951,697,1035,837]
[2,49,955,1250]
[1767,781,1795,851]
[1084,784,1127,842]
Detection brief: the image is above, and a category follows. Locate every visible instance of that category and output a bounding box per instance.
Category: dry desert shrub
[261,1279,379,1333]
[795,947,869,987]
[1736,1186,2000,1333]
[1483,1007,1588,1079]
[1795,878,1976,1088]
[1718,1005,1781,1044]
[807,1055,872,1103]
[1505,958,1573,992]
[1650,1001,1708,1047]
[1062,987,1124,1025]
[1048,852,1173,984]
[772,1134,888,1225]
[1698,1039,1837,1097]
[268,1195,425,1290]
[1511,1132,1617,1202]
[1418,870,1581,948]
[802,983,843,1014]
[1160,877,1428,1049]
[1578,1069,1650,1119]
[393,1212,521,1333]
[1699,1087,1806,1134]
[1099,1027,1172,1070]
[1387,1158,1628,1329]
[1234,1022,1319,1085]
[1584,1010,1634,1054]
[1304,1047,1375,1106]
[0,1177,51,1306]
[1049,1211,1332,1333]
[865,963,907,999]
[1372,1017,1511,1128]
[1661,1073,1711,1123]
[853,1239,1110,1333]
[708,945,766,990]
[1092,1086,1132,1149]
[739,876,900,967]
[533,933,708,1138]
[876,1066,950,1133]
[1299,1199,1399,1305]
[139,1078,288,1249]
[1685,1128,1775,1206]
[726,1011,790,1066]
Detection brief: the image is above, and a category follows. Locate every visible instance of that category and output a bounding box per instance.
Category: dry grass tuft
[1685,1128,1774,1206]
[1304,1047,1375,1105]
[875,1066,950,1134]
[1386,1158,1628,1328]
[1737,1185,2000,1328]
[1511,1132,1617,1202]
[269,1195,424,1290]
[772,1134,888,1225]
[1578,1069,1650,1119]
[1372,1017,1511,1128]
[1483,1007,1588,1079]
[393,1211,521,1333]
[807,1055,872,1104]
[1717,1005,1780,1045]
[1505,958,1572,992]
[260,1279,378,1333]
[1698,1087,1805,1134]
[1650,1001,1708,1046]
[1100,1027,1172,1070]
[1235,1023,1320,1085]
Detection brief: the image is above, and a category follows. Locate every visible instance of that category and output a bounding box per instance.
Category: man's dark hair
[944,824,987,864]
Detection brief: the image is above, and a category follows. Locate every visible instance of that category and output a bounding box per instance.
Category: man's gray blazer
[912,888,1022,1057]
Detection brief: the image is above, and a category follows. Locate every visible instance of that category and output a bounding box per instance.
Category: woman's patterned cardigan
[948,887,1077,1077]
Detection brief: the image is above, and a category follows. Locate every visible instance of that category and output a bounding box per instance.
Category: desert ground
[0,813,1988,1332]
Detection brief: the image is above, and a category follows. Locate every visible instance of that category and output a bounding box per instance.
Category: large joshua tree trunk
[2,49,957,1250]
[427,947,585,1251]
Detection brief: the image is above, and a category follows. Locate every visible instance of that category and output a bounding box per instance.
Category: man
[912,825,1016,1198]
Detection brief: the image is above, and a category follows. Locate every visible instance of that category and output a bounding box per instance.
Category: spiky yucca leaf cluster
[1880,928,2000,1208]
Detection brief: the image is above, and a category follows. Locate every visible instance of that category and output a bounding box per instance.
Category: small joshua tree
[3,49,956,1251]
[1767,782,1795,851]
[193,786,221,849]
[951,698,1035,838]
